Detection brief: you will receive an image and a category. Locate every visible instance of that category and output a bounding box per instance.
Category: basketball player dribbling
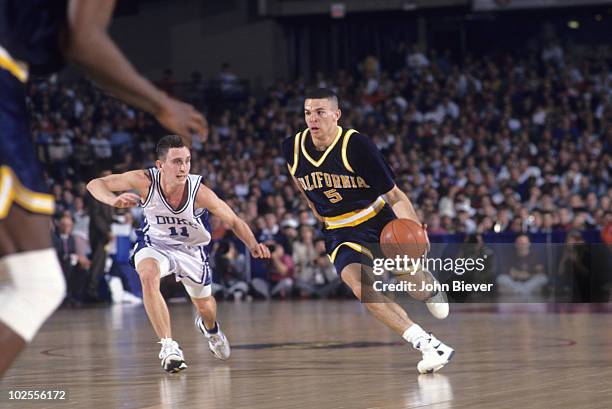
[0,0,207,376]
[282,88,454,373]
[87,135,270,372]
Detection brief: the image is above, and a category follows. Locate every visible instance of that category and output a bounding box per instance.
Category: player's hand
[156,96,209,144]
[250,243,271,259]
[111,192,140,208]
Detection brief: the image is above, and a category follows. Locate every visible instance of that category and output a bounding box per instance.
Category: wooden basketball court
[2,301,611,408]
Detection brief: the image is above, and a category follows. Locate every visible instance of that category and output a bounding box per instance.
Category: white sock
[402,324,430,349]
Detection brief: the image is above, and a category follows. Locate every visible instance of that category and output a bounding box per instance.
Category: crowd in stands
[31,40,611,303]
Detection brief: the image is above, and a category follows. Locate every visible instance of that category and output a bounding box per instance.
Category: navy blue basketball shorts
[324,205,396,274]
[0,67,54,219]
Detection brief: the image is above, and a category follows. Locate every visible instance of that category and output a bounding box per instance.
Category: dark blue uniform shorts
[324,205,396,274]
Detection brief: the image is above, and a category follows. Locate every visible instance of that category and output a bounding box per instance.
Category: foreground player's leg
[135,258,185,373]
[0,207,66,376]
[191,293,231,360]
[341,263,454,373]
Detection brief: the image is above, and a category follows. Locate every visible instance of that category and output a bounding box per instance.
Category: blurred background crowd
[31,23,610,305]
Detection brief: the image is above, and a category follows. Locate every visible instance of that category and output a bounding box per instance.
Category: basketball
[380,219,428,259]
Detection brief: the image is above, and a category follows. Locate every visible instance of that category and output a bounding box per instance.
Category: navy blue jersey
[282,127,396,229]
[0,0,68,76]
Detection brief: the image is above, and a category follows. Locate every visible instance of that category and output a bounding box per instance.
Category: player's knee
[136,262,161,287]
[138,269,160,288]
[0,248,66,342]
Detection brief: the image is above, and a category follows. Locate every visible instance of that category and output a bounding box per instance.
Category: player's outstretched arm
[63,0,208,143]
[87,170,150,208]
[195,184,270,259]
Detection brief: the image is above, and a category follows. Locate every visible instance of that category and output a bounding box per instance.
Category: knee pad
[0,248,66,342]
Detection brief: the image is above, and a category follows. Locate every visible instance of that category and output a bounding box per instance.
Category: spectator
[214,241,249,301]
[497,234,548,299]
[53,215,90,306]
[268,243,295,298]
[23,36,610,301]
[556,230,592,302]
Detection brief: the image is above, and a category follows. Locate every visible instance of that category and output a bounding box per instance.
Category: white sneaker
[426,290,449,319]
[195,317,231,360]
[415,334,454,374]
[158,338,187,373]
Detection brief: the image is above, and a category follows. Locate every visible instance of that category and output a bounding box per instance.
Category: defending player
[282,88,454,373]
[0,0,207,376]
[87,135,270,373]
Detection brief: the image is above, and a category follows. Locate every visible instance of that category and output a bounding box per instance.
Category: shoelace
[159,341,181,357]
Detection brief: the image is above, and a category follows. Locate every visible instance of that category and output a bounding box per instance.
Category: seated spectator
[497,234,548,299]
[450,233,496,302]
[214,241,249,301]
[556,230,592,302]
[296,237,341,299]
[293,226,318,297]
[269,242,295,298]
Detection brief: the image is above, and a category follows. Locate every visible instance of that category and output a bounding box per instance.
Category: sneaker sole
[162,356,187,373]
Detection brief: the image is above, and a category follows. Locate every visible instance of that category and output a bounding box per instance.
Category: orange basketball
[380,219,428,259]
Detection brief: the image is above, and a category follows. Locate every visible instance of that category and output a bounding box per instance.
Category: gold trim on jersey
[0,45,29,83]
[341,129,358,173]
[0,166,54,219]
[288,130,303,176]
[328,241,373,264]
[301,126,343,168]
[323,196,385,230]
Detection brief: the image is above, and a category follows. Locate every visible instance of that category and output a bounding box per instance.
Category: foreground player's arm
[87,170,150,208]
[195,184,270,259]
[63,0,208,142]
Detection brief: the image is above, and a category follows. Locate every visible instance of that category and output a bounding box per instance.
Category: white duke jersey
[139,167,211,247]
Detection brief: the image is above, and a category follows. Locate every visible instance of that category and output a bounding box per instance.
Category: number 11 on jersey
[168,226,189,237]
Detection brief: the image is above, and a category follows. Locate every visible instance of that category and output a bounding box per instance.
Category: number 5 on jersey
[324,189,343,203]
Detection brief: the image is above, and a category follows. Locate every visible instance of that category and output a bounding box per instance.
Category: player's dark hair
[156,135,185,160]
[305,88,339,106]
